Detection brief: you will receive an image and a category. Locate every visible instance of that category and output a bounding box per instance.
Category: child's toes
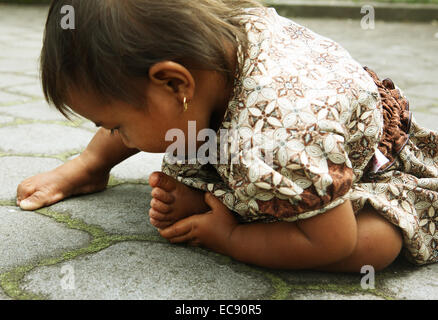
[150,198,171,213]
[151,219,173,230]
[149,208,172,223]
[149,208,173,229]
[151,187,175,204]
[149,172,176,192]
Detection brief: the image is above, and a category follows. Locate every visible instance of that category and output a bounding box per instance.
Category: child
[17,0,438,272]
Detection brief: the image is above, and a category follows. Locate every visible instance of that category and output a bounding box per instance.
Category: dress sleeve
[221,103,355,223]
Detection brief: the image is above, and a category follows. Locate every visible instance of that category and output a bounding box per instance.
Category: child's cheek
[119,131,136,149]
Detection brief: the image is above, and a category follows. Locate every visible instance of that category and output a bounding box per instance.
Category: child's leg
[314,203,403,273]
[150,172,403,272]
[148,172,210,229]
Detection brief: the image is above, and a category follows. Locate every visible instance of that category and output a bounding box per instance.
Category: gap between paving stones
[0,206,166,300]
[0,197,392,300]
[0,117,395,300]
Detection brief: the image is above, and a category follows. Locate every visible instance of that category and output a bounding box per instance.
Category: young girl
[17,0,438,272]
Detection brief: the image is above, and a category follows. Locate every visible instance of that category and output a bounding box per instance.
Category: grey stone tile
[0,206,90,274]
[0,156,63,201]
[0,58,38,74]
[380,262,438,299]
[49,184,157,236]
[7,83,44,99]
[110,152,164,182]
[0,101,68,121]
[21,241,271,300]
[291,292,384,300]
[411,112,438,131]
[0,47,40,61]
[409,97,438,113]
[0,289,11,300]
[0,90,30,105]
[79,121,100,132]
[0,124,94,155]
[404,84,438,101]
[274,268,363,290]
[0,114,13,124]
[0,73,35,89]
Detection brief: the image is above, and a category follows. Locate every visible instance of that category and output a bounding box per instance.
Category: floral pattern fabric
[161,7,438,265]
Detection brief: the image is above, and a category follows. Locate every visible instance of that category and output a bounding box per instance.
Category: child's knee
[355,208,403,271]
[297,200,358,264]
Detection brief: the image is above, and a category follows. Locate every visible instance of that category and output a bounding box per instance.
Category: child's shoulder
[233,7,378,96]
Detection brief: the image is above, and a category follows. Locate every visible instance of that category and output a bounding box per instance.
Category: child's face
[67,88,198,153]
[66,61,230,154]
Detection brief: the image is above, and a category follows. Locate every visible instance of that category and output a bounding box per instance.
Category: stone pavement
[265,0,438,22]
[0,4,438,300]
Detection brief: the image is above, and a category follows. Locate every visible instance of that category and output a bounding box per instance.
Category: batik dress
[162,7,438,265]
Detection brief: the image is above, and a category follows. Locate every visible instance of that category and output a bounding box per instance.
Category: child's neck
[207,40,238,132]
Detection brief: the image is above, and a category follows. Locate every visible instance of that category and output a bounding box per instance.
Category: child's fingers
[204,192,228,211]
[19,191,48,211]
[16,181,36,204]
[19,190,63,211]
[159,219,193,242]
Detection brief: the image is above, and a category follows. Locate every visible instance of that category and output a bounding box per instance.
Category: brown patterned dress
[162,7,438,265]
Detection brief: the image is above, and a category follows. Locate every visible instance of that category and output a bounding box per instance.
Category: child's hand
[159,192,239,256]
[16,156,110,211]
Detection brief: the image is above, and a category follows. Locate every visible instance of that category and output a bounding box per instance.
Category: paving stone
[0,74,35,89]
[79,121,100,132]
[291,291,384,300]
[411,112,438,131]
[21,241,271,300]
[409,97,438,113]
[1,5,438,301]
[0,289,11,301]
[404,84,438,101]
[0,58,38,74]
[0,46,40,61]
[0,101,68,121]
[0,90,30,105]
[0,206,90,274]
[7,83,44,99]
[110,152,164,182]
[380,262,438,299]
[0,156,63,201]
[274,268,364,290]
[0,124,94,155]
[68,151,163,182]
[49,184,157,236]
[0,114,13,124]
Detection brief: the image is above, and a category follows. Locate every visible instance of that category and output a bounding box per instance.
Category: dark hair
[40,0,264,118]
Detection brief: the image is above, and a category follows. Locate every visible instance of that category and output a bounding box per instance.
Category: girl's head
[41,0,263,152]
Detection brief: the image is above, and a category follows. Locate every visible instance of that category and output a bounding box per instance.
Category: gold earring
[183,97,188,112]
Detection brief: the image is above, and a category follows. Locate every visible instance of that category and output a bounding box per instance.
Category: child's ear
[148,61,195,98]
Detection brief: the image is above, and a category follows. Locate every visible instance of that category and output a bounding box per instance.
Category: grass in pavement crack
[0,207,164,300]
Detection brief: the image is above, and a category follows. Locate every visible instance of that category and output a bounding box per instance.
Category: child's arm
[79,128,140,172]
[226,199,357,269]
[160,194,358,270]
[17,128,139,210]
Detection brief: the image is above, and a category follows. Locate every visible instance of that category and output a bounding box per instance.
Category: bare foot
[148,172,211,229]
